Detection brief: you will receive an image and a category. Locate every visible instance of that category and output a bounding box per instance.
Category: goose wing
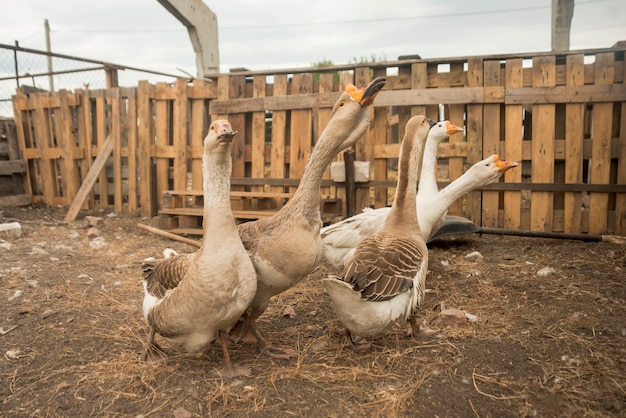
[342,231,426,302]
[142,253,194,298]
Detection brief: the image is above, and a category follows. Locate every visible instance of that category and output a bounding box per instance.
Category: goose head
[469,154,519,184]
[321,76,386,153]
[428,120,464,143]
[205,119,238,155]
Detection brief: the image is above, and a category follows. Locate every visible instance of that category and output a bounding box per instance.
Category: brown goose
[322,115,434,352]
[230,77,386,359]
[141,120,257,378]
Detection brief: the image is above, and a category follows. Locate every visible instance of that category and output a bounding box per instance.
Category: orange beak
[493,154,519,173]
[445,121,463,136]
[346,76,386,107]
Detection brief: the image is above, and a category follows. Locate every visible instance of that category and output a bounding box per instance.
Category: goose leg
[141,328,167,364]
[230,317,297,360]
[215,330,251,378]
[345,329,372,353]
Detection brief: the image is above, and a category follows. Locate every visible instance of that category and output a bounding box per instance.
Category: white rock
[464,251,484,262]
[440,259,450,267]
[0,222,22,239]
[537,267,556,277]
[89,236,106,249]
[8,290,23,301]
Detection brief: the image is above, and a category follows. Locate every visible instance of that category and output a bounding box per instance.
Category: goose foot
[345,329,372,353]
[214,330,252,377]
[229,320,259,344]
[259,343,298,360]
[141,343,167,364]
[141,328,167,364]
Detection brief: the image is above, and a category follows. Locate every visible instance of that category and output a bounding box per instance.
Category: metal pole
[344,149,356,217]
[45,19,54,91]
[13,40,19,88]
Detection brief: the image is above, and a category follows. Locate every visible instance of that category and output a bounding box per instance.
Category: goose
[230,77,386,359]
[321,115,434,352]
[141,120,257,378]
[320,121,519,270]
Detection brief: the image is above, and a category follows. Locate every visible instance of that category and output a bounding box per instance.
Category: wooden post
[344,149,356,218]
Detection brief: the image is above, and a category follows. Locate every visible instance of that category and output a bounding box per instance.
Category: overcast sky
[1,0,625,85]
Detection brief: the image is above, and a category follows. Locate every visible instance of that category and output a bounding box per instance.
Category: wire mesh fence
[0,43,180,118]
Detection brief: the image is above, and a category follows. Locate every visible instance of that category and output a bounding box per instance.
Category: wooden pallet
[158,189,342,235]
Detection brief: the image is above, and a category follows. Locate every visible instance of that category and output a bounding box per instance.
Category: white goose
[141,120,257,378]
[320,121,519,270]
[230,77,387,359]
[321,115,434,352]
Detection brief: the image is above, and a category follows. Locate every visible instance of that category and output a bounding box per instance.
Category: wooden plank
[32,93,56,203]
[0,194,31,207]
[10,95,33,197]
[65,135,113,221]
[56,90,78,205]
[530,55,556,232]
[126,89,138,211]
[503,58,524,230]
[111,88,123,212]
[482,60,502,228]
[447,62,466,216]
[563,54,585,233]
[172,78,188,191]
[318,72,335,207]
[288,73,313,194]
[190,81,206,190]
[270,74,288,197]
[589,52,614,234]
[95,91,108,207]
[251,75,267,194]
[228,75,247,186]
[75,88,94,211]
[137,81,153,217]
[0,160,26,175]
[616,86,626,235]
[465,57,484,225]
[373,68,391,209]
[208,86,506,114]
[354,67,371,213]
[505,84,626,104]
[154,82,170,208]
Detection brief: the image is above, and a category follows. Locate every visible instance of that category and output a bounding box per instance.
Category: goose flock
[140,78,520,374]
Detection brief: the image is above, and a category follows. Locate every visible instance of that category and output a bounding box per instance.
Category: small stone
[0,222,22,239]
[464,251,484,262]
[84,216,103,227]
[440,259,450,267]
[8,290,23,301]
[537,267,556,277]
[432,308,467,327]
[87,227,101,239]
[89,236,106,249]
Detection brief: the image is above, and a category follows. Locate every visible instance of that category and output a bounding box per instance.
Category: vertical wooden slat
[616,72,626,235]
[270,74,287,196]
[95,91,108,207]
[251,75,267,193]
[373,68,390,209]
[137,80,153,217]
[354,67,371,212]
[228,75,246,186]
[289,73,313,194]
[530,55,556,232]
[465,57,484,224]
[126,89,138,211]
[33,93,56,203]
[563,54,585,233]
[154,82,170,207]
[172,78,188,191]
[57,90,79,205]
[482,60,502,228]
[80,89,95,210]
[11,92,33,197]
[503,58,524,230]
[190,80,206,191]
[111,88,123,212]
[447,62,466,216]
[589,53,614,234]
[318,73,335,202]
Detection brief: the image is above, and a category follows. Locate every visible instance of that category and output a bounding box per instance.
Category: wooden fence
[10,45,626,235]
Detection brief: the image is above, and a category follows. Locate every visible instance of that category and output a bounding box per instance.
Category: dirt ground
[1,204,625,417]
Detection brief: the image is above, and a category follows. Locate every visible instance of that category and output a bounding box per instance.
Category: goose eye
[338,101,345,107]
